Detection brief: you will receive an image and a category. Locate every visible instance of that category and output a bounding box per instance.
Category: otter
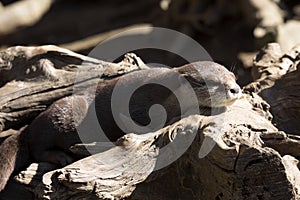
[0,61,241,191]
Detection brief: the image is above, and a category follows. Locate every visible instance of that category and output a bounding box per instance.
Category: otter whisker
[230,62,237,72]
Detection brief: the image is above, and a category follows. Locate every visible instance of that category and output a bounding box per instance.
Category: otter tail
[0,126,30,191]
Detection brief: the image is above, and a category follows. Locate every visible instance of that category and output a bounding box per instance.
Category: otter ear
[179,72,195,82]
[179,73,207,86]
[181,72,189,78]
[179,72,191,80]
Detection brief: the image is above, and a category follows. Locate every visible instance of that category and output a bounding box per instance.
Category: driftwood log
[0,44,299,199]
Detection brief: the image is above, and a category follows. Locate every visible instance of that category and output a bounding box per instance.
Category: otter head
[177,61,242,108]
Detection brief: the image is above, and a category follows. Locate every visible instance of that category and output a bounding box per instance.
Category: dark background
[1,0,300,86]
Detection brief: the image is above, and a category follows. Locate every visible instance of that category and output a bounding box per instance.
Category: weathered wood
[244,43,300,134]
[11,96,299,199]
[0,44,299,199]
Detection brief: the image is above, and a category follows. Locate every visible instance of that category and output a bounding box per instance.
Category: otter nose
[229,87,240,95]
